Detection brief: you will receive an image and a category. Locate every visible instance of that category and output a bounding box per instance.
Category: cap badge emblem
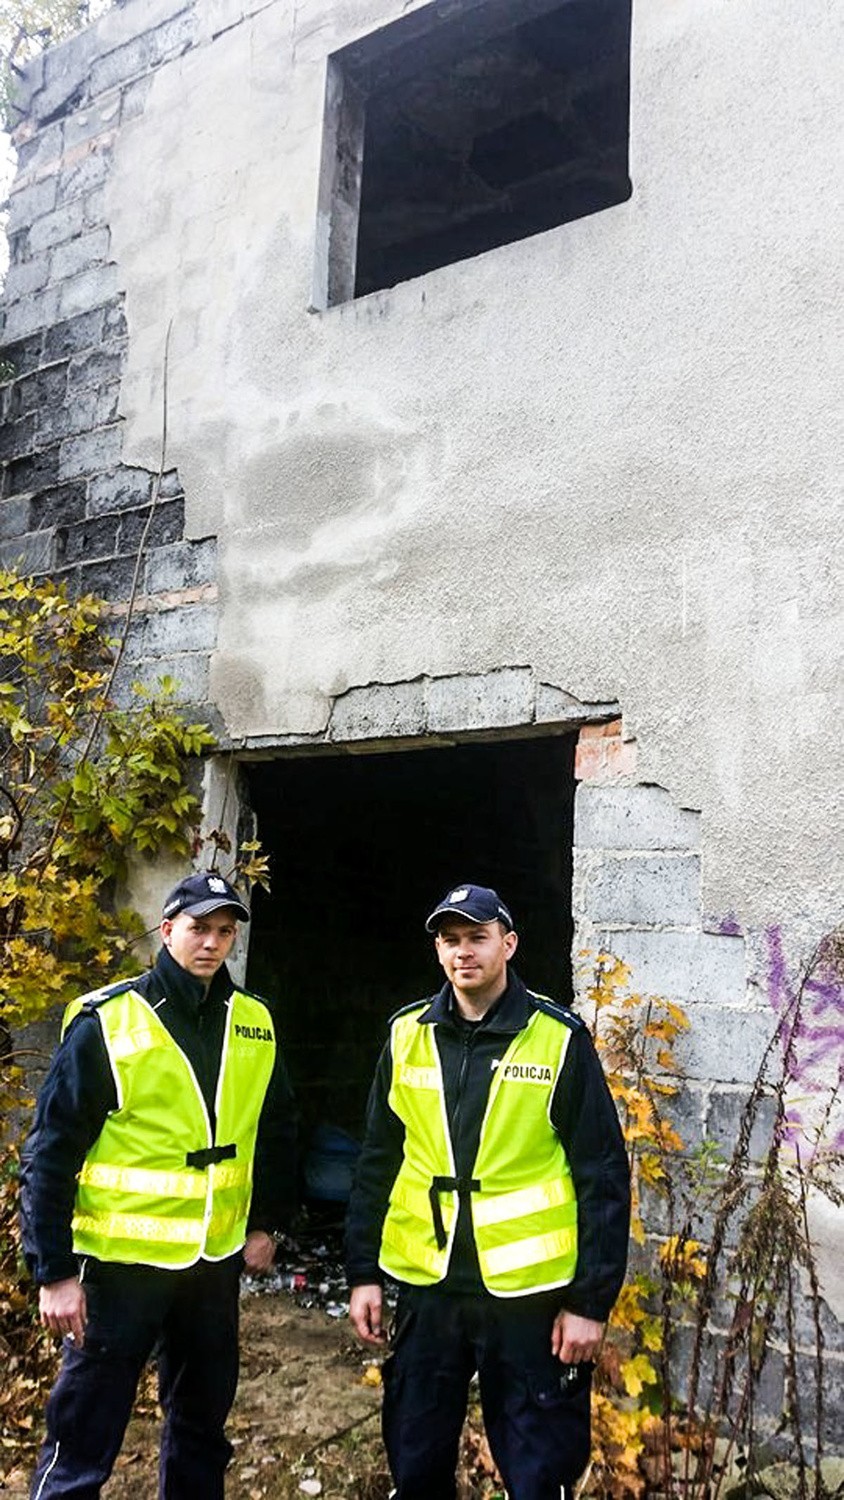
[207,876,228,893]
[449,887,469,901]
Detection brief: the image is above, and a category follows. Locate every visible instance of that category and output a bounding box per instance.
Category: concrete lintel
[328,676,426,742]
[218,673,620,754]
[536,683,617,724]
[427,667,535,732]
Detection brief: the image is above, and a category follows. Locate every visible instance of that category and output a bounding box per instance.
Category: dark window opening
[245,735,576,1153]
[316,0,632,306]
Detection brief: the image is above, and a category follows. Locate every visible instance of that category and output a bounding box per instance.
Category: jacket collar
[419,969,533,1034]
[149,945,234,1017]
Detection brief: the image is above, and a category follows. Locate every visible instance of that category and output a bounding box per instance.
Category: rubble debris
[241,1219,350,1316]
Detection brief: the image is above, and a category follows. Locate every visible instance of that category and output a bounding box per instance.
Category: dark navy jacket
[20,946,298,1286]
[345,970,630,1322]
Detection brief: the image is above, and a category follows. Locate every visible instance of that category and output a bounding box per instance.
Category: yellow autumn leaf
[621,1354,658,1398]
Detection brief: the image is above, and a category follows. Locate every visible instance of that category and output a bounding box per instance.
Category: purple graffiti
[765,925,844,1153]
[717,915,743,937]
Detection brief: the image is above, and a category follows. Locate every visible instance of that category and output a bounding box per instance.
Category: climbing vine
[0,564,220,1461]
[578,940,842,1499]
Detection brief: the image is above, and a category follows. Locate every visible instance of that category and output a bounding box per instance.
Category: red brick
[575,723,637,783]
[578,717,623,740]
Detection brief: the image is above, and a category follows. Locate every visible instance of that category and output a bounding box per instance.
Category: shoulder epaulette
[387,998,431,1025]
[232,985,273,1008]
[529,992,585,1031]
[78,976,139,1013]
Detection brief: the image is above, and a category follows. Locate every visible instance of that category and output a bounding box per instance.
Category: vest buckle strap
[186,1144,237,1168]
[428,1174,481,1251]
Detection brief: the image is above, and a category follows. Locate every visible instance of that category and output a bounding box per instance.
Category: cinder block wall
[0,0,216,712]
[572,720,844,1450]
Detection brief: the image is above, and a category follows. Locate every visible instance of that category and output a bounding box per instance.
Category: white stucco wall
[105,0,842,936]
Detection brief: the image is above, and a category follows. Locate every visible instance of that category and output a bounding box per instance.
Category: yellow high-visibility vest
[61,984,276,1268]
[380,1004,578,1297]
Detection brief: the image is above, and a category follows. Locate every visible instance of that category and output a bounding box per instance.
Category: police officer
[346,884,630,1500]
[21,871,298,1499]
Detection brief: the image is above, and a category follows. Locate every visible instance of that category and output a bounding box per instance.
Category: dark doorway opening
[245,734,576,1152]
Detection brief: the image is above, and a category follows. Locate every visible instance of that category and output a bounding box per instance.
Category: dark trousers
[382,1287,592,1500]
[30,1256,241,1500]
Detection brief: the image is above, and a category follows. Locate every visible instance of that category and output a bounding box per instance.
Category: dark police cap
[425,884,514,933]
[162,871,250,922]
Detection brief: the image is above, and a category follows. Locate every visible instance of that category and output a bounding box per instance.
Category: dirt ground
[1,1292,390,1500]
[1,1289,502,1499]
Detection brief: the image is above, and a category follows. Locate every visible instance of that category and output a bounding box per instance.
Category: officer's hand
[349,1284,386,1346]
[39,1277,87,1346]
[243,1230,277,1274]
[551,1309,604,1365]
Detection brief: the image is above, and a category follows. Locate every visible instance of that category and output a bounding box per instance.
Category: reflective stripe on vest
[63,986,276,1269]
[380,1005,578,1297]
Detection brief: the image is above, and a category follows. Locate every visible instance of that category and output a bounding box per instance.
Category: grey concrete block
[706,1085,779,1164]
[36,391,99,444]
[5,446,60,498]
[57,150,110,210]
[6,176,58,232]
[3,254,51,300]
[59,149,111,204]
[51,227,111,282]
[591,928,747,1007]
[120,75,154,125]
[103,300,128,341]
[790,1279,844,1357]
[157,469,183,499]
[59,424,123,480]
[56,515,120,564]
[118,499,184,552]
[329,678,426,742]
[0,495,33,541]
[15,121,64,177]
[28,198,86,254]
[149,8,198,65]
[0,333,43,381]
[87,467,153,515]
[130,651,210,704]
[8,362,68,421]
[43,307,106,362]
[77,554,137,601]
[83,185,108,229]
[144,538,218,593]
[89,35,152,97]
[6,52,44,119]
[68,346,125,392]
[817,1384,844,1457]
[40,25,102,110]
[58,263,120,320]
[575,784,701,851]
[675,1002,776,1083]
[575,851,701,925]
[92,384,120,426]
[1,286,60,341]
[427,667,534,733]
[662,1081,707,1151]
[30,482,88,529]
[142,603,219,656]
[0,414,36,464]
[64,103,121,151]
[0,530,55,573]
[32,69,89,126]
